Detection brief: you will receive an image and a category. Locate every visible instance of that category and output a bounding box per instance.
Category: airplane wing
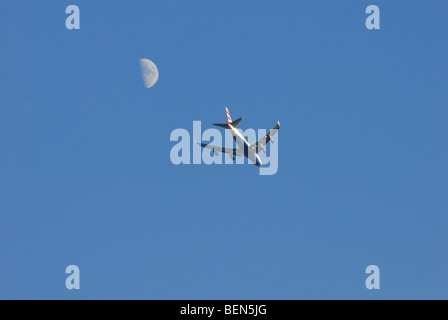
[196,141,243,156]
[250,121,280,153]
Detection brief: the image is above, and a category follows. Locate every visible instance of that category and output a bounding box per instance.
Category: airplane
[196,108,280,167]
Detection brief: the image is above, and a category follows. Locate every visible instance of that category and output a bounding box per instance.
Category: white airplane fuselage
[228,123,262,167]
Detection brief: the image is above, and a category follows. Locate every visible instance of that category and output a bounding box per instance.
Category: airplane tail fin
[226,107,232,124]
[213,107,243,128]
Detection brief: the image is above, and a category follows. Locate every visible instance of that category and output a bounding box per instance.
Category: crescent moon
[140,58,159,89]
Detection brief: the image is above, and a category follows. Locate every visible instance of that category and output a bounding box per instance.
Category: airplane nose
[255,157,262,167]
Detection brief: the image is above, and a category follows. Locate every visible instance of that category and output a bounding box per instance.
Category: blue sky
[1,1,447,299]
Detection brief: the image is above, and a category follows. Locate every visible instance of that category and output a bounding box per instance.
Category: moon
[140,58,159,89]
